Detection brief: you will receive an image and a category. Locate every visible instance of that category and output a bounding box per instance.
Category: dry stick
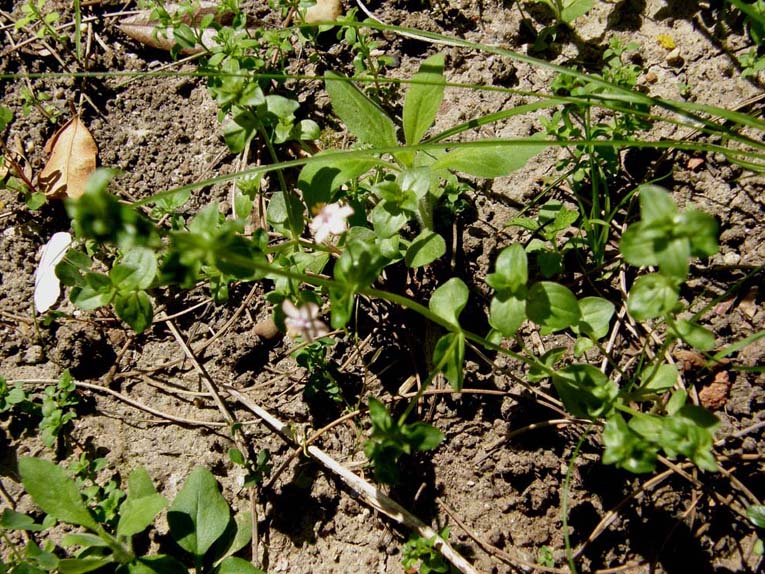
[115,284,260,380]
[73,380,227,427]
[442,502,648,574]
[572,466,677,560]
[263,408,362,491]
[225,386,480,574]
[440,501,568,574]
[104,334,134,388]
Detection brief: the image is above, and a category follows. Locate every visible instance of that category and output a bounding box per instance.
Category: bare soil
[2,1,765,573]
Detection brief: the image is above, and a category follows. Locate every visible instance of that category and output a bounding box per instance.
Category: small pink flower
[282,299,328,343]
[309,202,354,243]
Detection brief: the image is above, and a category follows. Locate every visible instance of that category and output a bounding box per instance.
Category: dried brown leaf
[119,2,237,54]
[739,287,759,319]
[39,116,97,199]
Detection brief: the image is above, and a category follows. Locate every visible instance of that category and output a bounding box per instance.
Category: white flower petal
[34,232,72,313]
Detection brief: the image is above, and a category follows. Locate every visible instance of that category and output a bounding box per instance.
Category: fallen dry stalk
[225,386,481,574]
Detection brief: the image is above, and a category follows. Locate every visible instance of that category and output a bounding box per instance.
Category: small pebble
[24,344,45,365]
[723,252,741,265]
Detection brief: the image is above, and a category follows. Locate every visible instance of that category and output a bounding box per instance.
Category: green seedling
[15,0,63,43]
[507,200,583,278]
[39,370,79,448]
[402,527,455,574]
[530,0,594,25]
[542,37,651,264]
[293,338,345,403]
[0,371,79,449]
[9,457,262,574]
[229,447,272,488]
[363,397,444,484]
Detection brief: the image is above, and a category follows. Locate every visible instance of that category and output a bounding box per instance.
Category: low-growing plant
[0,371,79,448]
[3,457,262,574]
[44,46,731,483]
[541,37,651,264]
[402,527,456,574]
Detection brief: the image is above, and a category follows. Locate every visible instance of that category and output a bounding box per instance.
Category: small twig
[226,386,480,574]
[264,408,362,491]
[572,467,677,559]
[72,380,227,427]
[104,334,134,388]
[441,501,568,574]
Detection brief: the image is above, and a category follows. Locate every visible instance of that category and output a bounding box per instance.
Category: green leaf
[128,467,159,499]
[619,222,665,268]
[26,192,48,210]
[627,273,679,320]
[657,236,690,280]
[673,319,715,351]
[405,230,446,268]
[58,558,114,574]
[573,337,595,356]
[640,364,678,392]
[222,112,257,154]
[432,140,547,178]
[552,364,618,419]
[265,191,305,237]
[215,556,264,574]
[526,282,581,332]
[403,53,445,145]
[432,332,465,390]
[18,457,99,531]
[680,209,719,257]
[61,533,108,548]
[111,248,157,291]
[602,414,658,474]
[400,422,444,451]
[747,505,765,528]
[429,277,468,327]
[0,509,45,532]
[217,512,253,562]
[117,493,166,538]
[298,155,379,210]
[324,71,397,148]
[368,397,392,432]
[486,244,527,292]
[70,273,114,310]
[638,185,677,225]
[167,467,230,559]
[128,556,189,574]
[528,347,565,382]
[371,201,410,238]
[560,0,594,22]
[56,249,92,287]
[114,291,153,334]
[0,105,12,130]
[489,292,526,338]
[573,297,614,339]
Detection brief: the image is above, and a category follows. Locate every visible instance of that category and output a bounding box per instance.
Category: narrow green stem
[562,429,591,574]
[257,123,302,240]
